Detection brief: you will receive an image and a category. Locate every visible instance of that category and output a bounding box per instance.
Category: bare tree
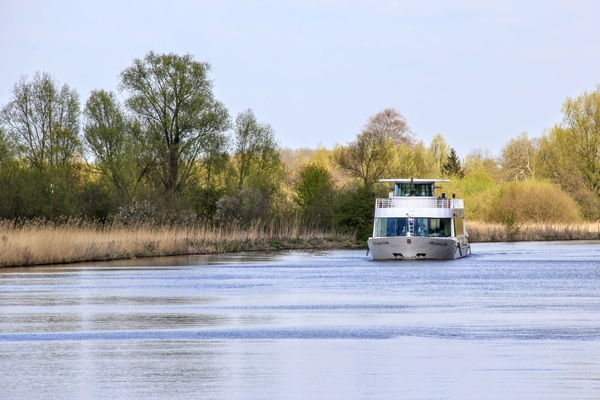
[334,108,412,190]
[363,107,414,146]
[500,132,538,181]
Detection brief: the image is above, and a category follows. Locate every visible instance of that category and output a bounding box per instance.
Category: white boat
[367,178,471,260]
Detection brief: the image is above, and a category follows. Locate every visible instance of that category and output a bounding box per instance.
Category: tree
[83,90,144,205]
[536,86,600,219]
[293,163,336,228]
[428,133,449,174]
[334,183,378,241]
[0,127,15,163]
[1,71,81,170]
[0,128,21,218]
[187,129,230,221]
[560,86,600,194]
[334,108,412,190]
[120,51,230,213]
[442,148,464,177]
[500,132,538,181]
[364,108,414,146]
[1,72,82,217]
[219,109,284,224]
[463,148,501,182]
[232,109,280,188]
[391,141,435,178]
[198,130,229,190]
[538,126,600,219]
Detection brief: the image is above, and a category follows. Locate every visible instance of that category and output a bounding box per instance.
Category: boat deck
[376,197,464,209]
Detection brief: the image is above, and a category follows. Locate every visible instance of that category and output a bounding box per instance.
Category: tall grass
[0,219,357,267]
[3,219,598,267]
[468,221,600,242]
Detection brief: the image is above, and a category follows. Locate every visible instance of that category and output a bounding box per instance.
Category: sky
[1,0,600,158]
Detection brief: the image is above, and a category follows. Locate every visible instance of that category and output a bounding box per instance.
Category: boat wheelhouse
[367,178,471,260]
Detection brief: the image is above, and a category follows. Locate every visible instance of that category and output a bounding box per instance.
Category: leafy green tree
[1,71,81,170]
[428,133,449,174]
[538,126,600,219]
[83,90,144,205]
[559,86,600,194]
[334,184,378,241]
[189,130,230,220]
[232,109,280,188]
[442,161,498,221]
[536,86,600,219]
[216,186,271,225]
[0,129,44,218]
[78,174,115,220]
[198,130,230,190]
[334,108,413,190]
[0,127,14,163]
[1,72,82,217]
[293,163,336,229]
[120,51,230,213]
[0,128,21,218]
[391,141,435,178]
[219,109,284,224]
[464,148,502,183]
[442,148,464,177]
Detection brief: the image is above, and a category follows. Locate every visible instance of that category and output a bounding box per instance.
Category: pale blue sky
[1,0,599,157]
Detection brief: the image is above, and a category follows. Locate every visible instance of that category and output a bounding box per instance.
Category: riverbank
[0,219,358,267]
[1,220,599,267]
[468,221,600,242]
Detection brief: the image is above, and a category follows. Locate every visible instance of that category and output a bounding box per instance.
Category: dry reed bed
[0,220,356,267]
[468,221,600,242]
[3,220,599,267]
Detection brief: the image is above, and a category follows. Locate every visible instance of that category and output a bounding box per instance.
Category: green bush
[487,180,581,223]
[333,183,379,241]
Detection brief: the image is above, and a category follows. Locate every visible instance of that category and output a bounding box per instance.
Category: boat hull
[367,236,470,260]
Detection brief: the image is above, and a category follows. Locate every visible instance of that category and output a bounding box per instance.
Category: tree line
[1,51,599,240]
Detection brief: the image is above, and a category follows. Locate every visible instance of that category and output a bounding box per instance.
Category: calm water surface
[1,241,599,399]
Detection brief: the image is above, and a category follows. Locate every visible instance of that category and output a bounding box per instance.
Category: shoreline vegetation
[468,221,600,243]
[2,52,600,268]
[1,220,599,268]
[0,219,359,268]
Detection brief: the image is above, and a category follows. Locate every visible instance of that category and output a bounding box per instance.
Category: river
[1,241,599,399]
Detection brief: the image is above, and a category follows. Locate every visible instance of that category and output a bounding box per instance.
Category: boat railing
[375,197,464,209]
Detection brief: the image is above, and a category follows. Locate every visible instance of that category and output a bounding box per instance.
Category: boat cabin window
[374,217,451,237]
[396,183,434,197]
[374,217,408,237]
[413,218,451,237]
